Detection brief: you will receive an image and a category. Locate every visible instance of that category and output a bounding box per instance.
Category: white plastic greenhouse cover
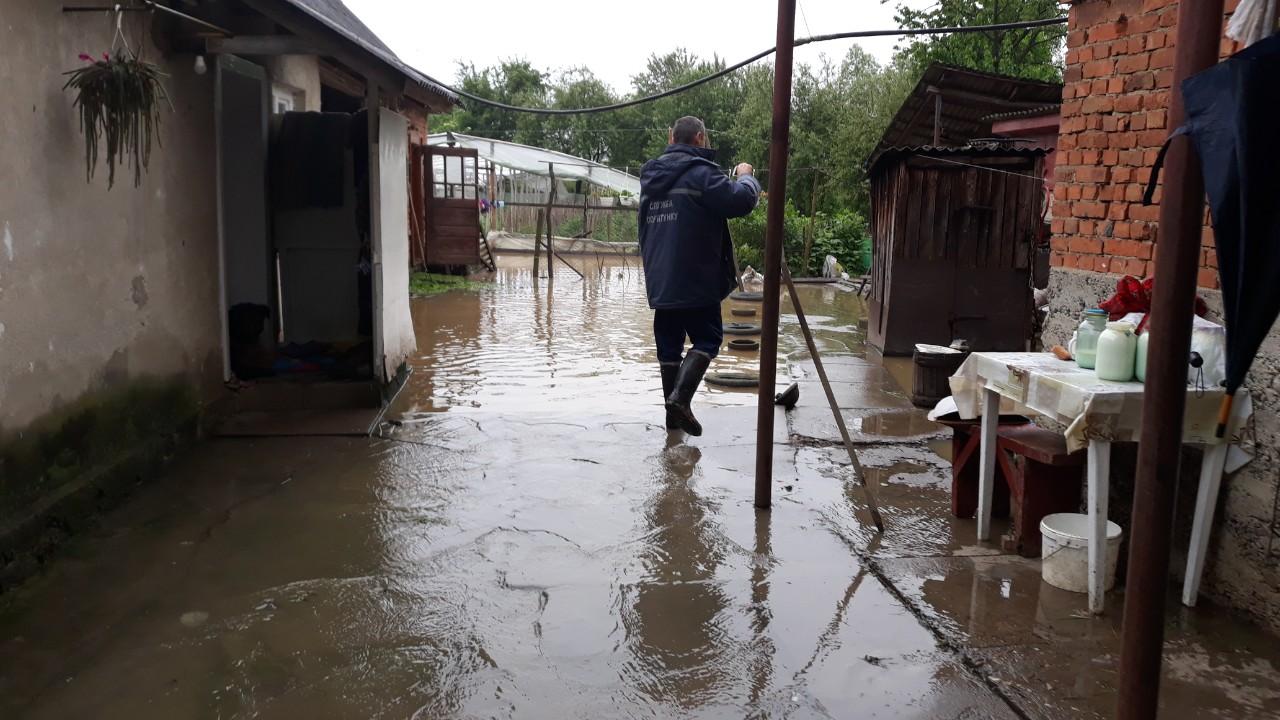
[426,132,641,197]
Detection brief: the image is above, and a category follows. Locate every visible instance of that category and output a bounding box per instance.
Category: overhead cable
[424,17,1068,116]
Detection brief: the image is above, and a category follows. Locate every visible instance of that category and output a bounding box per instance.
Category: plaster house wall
[0,2,223,525]
[1045,0,1280,631]
[267,54,322,112]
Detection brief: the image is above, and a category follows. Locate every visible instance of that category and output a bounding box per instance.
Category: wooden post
[545,163,557,284]
[486,160,497,234]
[410,145,427,269]
[533,208,543,278]
[365,85,386,380]
[802,171,819,276]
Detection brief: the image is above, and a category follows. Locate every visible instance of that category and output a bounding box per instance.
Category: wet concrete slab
[874,555,1280,719]
[788,406,949,445]
[794,381,912,410]
[789,359,887,382]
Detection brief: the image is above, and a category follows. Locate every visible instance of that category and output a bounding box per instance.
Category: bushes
[728,198,870,277]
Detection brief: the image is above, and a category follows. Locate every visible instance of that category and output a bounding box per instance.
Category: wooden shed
[867,145,1047,356]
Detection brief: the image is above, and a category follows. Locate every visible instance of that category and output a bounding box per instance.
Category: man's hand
[734,163,754,177]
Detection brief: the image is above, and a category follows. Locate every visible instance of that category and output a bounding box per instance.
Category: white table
[949,352,1250,615]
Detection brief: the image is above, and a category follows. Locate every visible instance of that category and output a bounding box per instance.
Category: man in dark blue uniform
[639,116,761,436]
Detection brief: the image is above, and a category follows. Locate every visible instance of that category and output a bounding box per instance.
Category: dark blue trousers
[654,305,722,363]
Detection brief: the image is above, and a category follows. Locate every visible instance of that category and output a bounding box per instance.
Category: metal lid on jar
[1084,308,1108,317]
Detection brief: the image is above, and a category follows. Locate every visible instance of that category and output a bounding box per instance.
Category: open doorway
[218,54,375,386]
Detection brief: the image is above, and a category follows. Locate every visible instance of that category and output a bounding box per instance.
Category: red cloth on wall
[1098,275,1209,333]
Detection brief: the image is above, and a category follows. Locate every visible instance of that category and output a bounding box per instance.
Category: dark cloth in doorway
[654,305,723,363]
[272,112,351,209]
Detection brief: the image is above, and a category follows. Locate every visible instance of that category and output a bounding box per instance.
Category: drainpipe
[755,0,797,509]
[1117,0,1224,717]
[932,89,943,146]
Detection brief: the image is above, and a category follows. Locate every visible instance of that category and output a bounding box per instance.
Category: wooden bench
[994,424,1086,557]
[939,418,1085,557]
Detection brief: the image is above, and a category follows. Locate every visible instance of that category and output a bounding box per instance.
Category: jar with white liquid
[1072,309,1108,369]
[1096,321,1137,382]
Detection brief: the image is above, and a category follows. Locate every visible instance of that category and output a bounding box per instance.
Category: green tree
[824,47,916,215]
[542,68,618,162]
[626,50,748,168]
[892,0,1067,81]
[429,43,994,261]
[445,59,549,143]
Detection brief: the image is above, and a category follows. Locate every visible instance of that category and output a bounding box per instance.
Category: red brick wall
[1052,0,1241,288]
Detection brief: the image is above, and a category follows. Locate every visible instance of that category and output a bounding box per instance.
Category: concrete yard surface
[1,256,1277,719]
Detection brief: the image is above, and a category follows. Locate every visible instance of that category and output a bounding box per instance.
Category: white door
[373,107,416,382]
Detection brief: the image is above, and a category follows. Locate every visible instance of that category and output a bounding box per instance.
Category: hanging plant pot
[64,51,171,189]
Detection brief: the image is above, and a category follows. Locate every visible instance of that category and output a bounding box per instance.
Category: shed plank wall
[870,154,1043,355]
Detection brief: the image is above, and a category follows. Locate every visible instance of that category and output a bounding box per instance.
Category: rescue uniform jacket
[638,144,761,309]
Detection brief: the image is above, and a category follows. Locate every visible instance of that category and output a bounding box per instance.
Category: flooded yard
[2,254,1278,719]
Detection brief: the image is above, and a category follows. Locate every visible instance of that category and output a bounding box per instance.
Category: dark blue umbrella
[1145,33,1280,435]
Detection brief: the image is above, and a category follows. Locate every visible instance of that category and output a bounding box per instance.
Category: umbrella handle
[1215,392,1235,439]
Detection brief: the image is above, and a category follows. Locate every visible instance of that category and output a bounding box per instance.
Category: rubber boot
[666,350,711,436]
[660,362,681,430]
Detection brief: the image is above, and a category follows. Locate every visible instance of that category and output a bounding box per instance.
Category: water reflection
[395,254,870,417]
[623,438,731,708]
[747,508,775,711]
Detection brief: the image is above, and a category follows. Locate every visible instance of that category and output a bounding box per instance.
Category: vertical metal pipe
[932,91,943,146]
[755,0,797,509]
[1117,0,1223,717]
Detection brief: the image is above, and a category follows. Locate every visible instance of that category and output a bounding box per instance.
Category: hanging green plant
[63,49,171,189]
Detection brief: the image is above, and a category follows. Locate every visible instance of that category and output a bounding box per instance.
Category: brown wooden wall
[869,152,1045,355]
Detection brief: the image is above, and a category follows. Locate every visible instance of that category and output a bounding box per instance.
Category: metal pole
[782,262,884,531]
[1117,0,1223,717]
[932,91,943,146]
[755,0,797,509]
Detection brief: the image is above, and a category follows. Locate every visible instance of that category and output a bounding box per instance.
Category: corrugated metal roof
[426,132,641,196]
[280,0,458,105]
[867,142,1049,177]
[873,64,1062,154]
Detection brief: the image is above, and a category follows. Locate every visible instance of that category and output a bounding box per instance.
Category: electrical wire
[798,0,814,41]
[426,16,1067,116]
[919,155,1046,181]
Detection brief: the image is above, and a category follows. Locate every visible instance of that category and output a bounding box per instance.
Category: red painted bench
[938,416,1085,557]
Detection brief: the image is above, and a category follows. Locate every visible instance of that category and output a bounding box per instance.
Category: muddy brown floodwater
[2,254,1279,719]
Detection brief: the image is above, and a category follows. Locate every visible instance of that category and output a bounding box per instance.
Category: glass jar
[1074,309,1108,369]
[1135,330,1149,382]
[1097,321,1138,382]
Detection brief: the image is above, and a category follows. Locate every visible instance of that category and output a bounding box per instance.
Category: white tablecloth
[949,352,1249,452]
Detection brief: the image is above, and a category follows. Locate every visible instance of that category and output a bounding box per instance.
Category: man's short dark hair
[672,116,706,145]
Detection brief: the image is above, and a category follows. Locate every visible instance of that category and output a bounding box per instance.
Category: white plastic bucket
[1039,513,1123,593]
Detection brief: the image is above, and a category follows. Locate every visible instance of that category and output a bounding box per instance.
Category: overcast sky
[344,0,929,94]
